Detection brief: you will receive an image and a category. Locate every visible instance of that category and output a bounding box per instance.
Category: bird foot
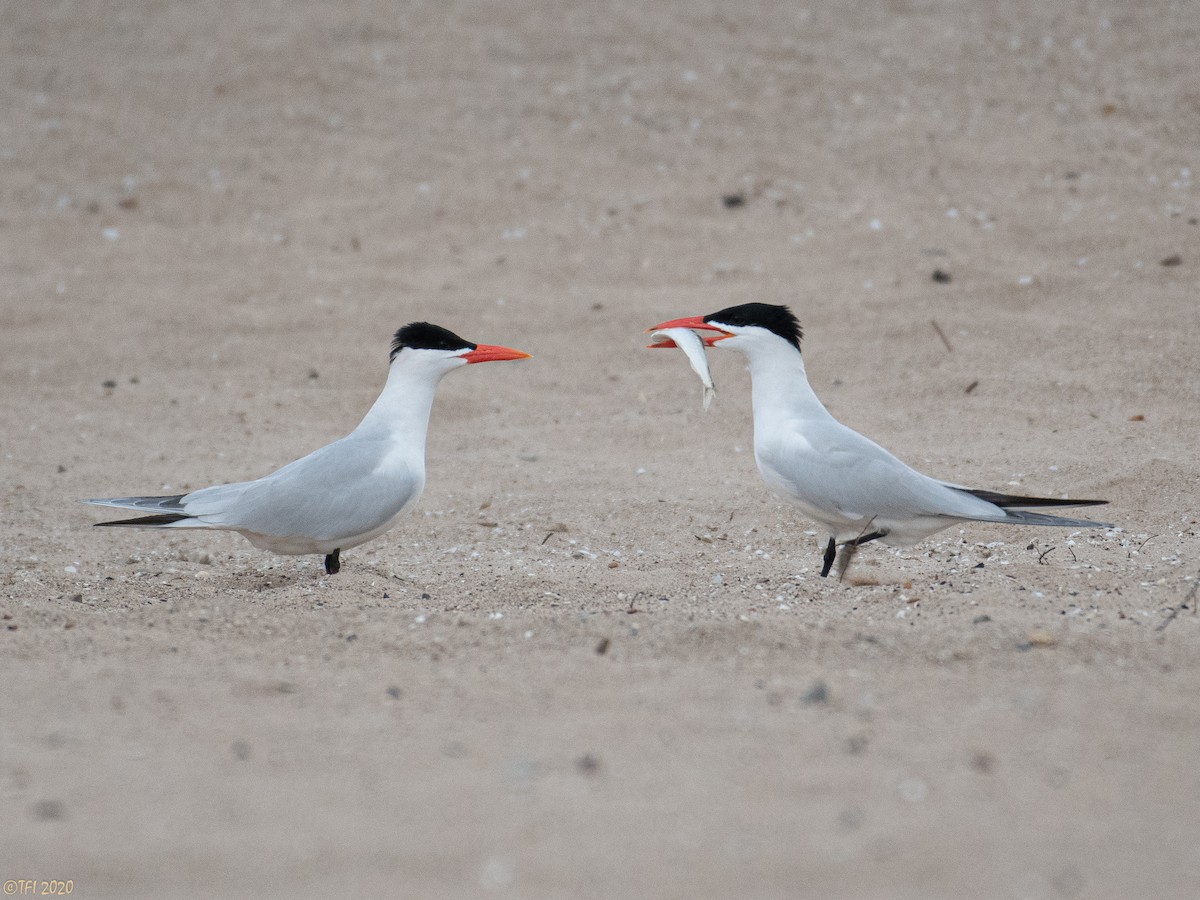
[823,528,888,582]
[324,550,341,575]
[820,537,836,578]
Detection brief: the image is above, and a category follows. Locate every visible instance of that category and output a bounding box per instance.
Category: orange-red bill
[645,316,731,348]
[648,314,729,348]
[463,344,532,364]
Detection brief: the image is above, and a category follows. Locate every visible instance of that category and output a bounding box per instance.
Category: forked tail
[83,494,191,528]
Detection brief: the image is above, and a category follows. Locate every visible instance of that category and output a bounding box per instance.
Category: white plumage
[649,303,1112,576]
[86,323,530,573]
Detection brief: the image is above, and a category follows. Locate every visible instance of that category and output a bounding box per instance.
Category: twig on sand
[1129,534,1158,559]
[1157,577,1200,632]
[930,319,954,353]
[835,543,857,582]
[836,517,878,583]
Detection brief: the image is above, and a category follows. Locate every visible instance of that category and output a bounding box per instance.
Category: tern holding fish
[646,303,1112,577]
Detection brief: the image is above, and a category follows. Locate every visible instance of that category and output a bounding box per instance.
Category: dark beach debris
[32,799,66,821]
[575,753,601,775]
[971,751,996,774]
[801,680,829,706]
[846,734,869,755]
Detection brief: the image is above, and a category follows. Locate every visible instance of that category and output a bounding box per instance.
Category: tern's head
[647,303,803,355]
[389,322,531,374]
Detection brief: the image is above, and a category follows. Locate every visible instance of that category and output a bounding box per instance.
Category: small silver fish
[651,327,716,410]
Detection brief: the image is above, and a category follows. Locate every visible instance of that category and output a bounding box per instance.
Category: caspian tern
[86,323,530,574]
[648,303,1112,577]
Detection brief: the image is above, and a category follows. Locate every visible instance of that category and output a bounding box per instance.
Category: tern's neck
[352,360,444,450]
[744,342,832,424]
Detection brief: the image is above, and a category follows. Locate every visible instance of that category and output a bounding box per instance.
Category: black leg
[846,529,887,547]
[820,537,837,578]
[324,549,341,575]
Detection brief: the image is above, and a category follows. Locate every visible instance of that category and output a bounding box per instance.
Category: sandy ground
[3,1,1199,897]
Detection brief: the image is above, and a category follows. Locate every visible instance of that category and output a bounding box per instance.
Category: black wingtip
[94,513,190,527]
[964,489,1109,510]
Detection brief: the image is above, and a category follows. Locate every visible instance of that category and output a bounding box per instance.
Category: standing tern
[86,322,530,574]
[647,303,1112,577]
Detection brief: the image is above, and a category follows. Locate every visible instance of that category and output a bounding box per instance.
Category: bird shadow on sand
[202,560,414,595]
[206,566,324,593]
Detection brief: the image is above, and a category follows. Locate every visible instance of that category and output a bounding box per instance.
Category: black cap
[390,323,476,361]
[704,303,803,350]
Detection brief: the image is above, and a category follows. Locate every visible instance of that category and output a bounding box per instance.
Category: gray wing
[758,419,1113,537]
[84,494,188,513]
[179,436,422,542]
[756,419,1003,523]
